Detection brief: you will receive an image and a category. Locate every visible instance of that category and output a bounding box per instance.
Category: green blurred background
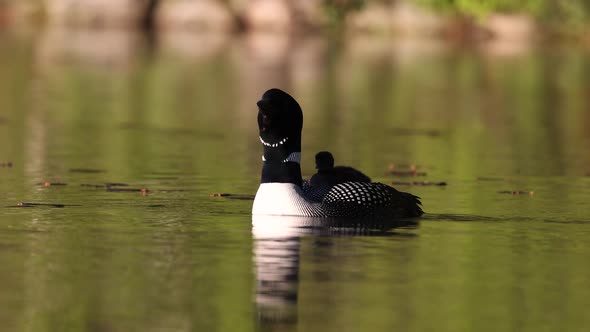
[1,1,590,332]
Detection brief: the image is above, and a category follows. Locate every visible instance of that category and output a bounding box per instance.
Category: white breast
[252,183,317,216]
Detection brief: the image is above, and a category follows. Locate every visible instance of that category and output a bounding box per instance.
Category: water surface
[1,29,590,331]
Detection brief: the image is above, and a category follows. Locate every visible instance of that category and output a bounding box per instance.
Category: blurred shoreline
[1,0,589,45]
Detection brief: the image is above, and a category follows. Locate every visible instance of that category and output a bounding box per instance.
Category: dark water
[1,29,590,331]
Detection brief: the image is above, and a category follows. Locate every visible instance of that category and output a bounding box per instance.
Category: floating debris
[498,190,534,196]
[106,187,150,196]
[210,193,255,200]
[226,195,256,201]
[36,182,67,187]
[107,187,149,193]
[210,193,231,197]
[81,184,106,188]
[106,188,135,192]
[392,181,447,186]
[15,202,65,208]
[82,182,131,188]
[0,161,13,167]
[69,168,106,173]
[83,183,150,195]
[105,182,129,187]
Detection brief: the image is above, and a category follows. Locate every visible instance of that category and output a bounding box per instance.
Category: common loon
[251,88,423,219]
[303,151,371,202]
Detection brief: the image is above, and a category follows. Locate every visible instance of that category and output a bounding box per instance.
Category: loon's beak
[257,99,271,111]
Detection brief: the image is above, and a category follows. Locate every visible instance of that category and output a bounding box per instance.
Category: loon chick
[304,151,371,202]
[252,88,423,219]
[313,151,371,183]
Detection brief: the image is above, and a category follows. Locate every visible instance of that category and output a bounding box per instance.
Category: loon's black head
[257,88,303,162]
[315,151,334,171]
[257,88,304,185]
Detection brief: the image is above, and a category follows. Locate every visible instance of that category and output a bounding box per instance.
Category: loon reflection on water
[252,88,423,222]
[252,214,417,326]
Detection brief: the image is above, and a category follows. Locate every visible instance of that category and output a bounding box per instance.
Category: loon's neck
[260,152,302,187]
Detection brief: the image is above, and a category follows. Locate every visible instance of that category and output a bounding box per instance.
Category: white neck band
[262,152,301,164]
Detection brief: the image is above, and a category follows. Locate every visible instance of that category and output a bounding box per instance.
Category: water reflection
[2,26,590,331]
[252,215,418,329]
[253,217,301,326]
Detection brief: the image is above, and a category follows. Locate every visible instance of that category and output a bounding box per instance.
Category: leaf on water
[36,182,67,187]
[497,190,534,196]
[210,193,231,197]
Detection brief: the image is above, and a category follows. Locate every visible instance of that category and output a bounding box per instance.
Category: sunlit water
[1,29,590,331]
